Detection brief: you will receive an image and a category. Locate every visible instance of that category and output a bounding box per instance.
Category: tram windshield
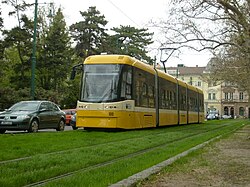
[81,64,123,102]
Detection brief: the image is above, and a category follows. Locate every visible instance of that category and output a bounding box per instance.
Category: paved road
[5,125,73,134]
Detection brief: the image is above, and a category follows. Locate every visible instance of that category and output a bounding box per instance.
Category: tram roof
[84,54,155,74]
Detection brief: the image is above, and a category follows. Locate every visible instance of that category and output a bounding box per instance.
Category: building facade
[162,65,249,118]
[221,82,249,118]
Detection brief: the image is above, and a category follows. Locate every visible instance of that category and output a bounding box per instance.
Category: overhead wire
[106,0,140,27]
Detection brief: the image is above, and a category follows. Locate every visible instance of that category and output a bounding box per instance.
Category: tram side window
[159,78,168,109]
[172,91,177,110]
[195,98,198,111]
[133,67,155,108]
[142,83,149,107]
[148,85,155,107]
[134,68,147,107]
[121,65,132,100]
[179,86,187,111]
[135,80,141,106]
[199,94,204,112]
[159,78,177,110]
[161,89,167,108]
[188,90,195,112]
[169,91,173,109]
[189,96,194,111]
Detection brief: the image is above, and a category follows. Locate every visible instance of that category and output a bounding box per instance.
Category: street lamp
[31,0,38,100]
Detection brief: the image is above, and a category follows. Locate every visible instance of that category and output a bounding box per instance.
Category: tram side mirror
[70,64,84,80]
[70,69,76,80]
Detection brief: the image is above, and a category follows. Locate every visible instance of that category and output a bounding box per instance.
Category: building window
[225,93,229,100]
[239,107,244,116]
[239,92,244,100]
[197,81,201,87]
[208,93,216,100]
[189,77,193,85]
[212,93,216,100]
[230,93,233,100]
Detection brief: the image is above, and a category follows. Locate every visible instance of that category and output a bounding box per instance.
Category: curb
[110,124,246,187]
[110,135,222,187]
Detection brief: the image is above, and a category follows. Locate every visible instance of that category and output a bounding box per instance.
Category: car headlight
[18,115,31,120]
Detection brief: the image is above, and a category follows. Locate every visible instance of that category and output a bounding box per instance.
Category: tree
[69,6,108,58]
[2,15,34,89]
[1,0,36,89]
[2,0,33,28]
[0,6,4,81]
[105,25,154,64]
[35,7,74,105]
[154,0,250,95]
[0,6,3,29]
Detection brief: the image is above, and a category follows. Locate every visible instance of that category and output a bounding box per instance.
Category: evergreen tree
[0,6,4,80]
[37,8,73,94]
[0,6,3,29]
[69,6,108,58]
[2,15,33,89]
[107,25,154,64]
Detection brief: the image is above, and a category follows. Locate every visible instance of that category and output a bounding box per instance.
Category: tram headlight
[104,105,117,109]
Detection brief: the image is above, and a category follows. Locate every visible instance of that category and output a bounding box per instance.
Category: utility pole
[31,0,38,100]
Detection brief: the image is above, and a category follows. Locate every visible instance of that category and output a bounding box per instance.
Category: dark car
[70,113,78,130]
[0,101,66,134]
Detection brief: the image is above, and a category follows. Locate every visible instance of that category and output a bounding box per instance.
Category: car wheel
[0,129,6,134]
[28,119,39,133]
[72,125,78,130]
[56,119,65,131]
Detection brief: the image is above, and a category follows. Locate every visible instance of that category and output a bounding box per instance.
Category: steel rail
[22,123,240,187]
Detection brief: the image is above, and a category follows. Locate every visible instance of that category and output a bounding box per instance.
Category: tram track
[21,122,242,187]
[0,123,218,165]
[0,122,237,166]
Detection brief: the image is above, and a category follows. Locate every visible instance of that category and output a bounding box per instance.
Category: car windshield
[81,64,121,102]
[209,111,218,114]
[9,102,40,111]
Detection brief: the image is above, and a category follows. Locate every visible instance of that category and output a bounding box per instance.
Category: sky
[1,0,211,67]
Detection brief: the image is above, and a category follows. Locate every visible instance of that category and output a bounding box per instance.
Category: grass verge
[0,119,247,186]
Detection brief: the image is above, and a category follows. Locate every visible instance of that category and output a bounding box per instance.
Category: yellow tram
[71,55,204,129]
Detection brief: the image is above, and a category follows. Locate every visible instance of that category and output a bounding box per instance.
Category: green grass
[0,119,247,187]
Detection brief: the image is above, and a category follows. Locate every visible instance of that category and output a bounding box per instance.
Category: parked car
[70,113,78,130]
[206,110,220,120]
[63,109,76,125]
[0,101,66,134]
[221,114,232,119]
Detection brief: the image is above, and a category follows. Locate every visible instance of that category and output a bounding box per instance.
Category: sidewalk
[141,124,250,187]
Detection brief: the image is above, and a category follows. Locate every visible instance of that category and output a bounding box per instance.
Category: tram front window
[81,64,121,102]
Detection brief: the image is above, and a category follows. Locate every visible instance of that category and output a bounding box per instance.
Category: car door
[38,102,51,128]
[48,102,60,128]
